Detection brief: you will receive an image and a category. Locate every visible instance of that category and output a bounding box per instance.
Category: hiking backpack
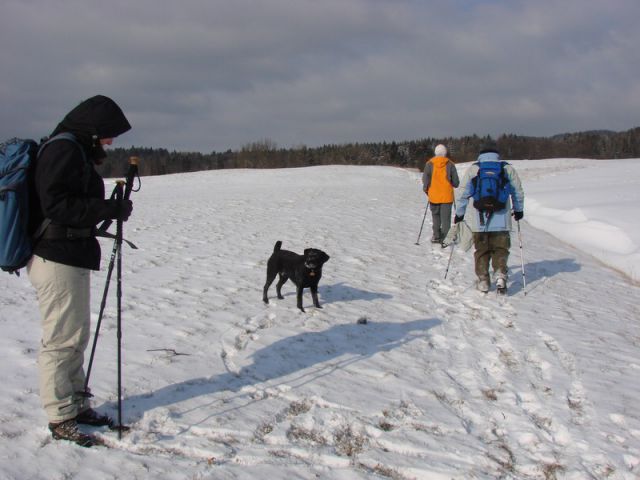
[0,133,84,274]
[470,160,511,214]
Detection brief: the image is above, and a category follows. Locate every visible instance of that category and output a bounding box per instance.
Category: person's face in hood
[93,137,115,165]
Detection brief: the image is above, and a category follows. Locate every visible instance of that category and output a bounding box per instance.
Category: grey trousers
[430,203,453,241]
[28,256,91,423]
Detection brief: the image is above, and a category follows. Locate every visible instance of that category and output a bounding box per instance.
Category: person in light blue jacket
[454,141,524,293]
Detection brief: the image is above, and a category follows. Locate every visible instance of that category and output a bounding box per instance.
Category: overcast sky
[2,0,639,153]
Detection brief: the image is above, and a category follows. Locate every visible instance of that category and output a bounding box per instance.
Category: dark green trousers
[472,231,511,281]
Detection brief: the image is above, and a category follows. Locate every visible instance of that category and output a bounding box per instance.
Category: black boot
[76,408,114,427]
[49,419,95,447]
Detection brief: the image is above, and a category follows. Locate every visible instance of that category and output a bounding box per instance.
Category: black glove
[454,214,464,224]
[513,211,523,221]
[105,199,133,221]
[119,199,133,221]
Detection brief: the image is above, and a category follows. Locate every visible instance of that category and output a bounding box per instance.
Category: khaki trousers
[472,231,511,281]
[28,256,91,423]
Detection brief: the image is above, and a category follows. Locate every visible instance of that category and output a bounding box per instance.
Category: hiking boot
[495,272,507,293]
[430,237,441,243]
[76,408,114,427]
[477,279,489,293]
[49,419,95,447]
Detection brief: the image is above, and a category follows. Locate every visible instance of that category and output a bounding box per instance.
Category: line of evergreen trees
[97,127,640,178]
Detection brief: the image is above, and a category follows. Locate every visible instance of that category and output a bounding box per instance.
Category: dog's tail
[274,240,282,252]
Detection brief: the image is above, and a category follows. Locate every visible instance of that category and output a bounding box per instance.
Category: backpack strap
[33,133,90,243]
[38,133,90,191]
[470,161,480,193]
[499,161,507,187]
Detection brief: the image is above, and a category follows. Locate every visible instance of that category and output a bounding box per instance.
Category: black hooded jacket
[32,95,132,270]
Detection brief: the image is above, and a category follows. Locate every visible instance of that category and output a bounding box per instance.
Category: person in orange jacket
[422,144,459,245]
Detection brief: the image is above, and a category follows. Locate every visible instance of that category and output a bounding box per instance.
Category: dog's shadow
[113,318,440,418]
[318,282,393,304]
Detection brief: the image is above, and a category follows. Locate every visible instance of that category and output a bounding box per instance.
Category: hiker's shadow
[509,258,581,294]
[116,318,440,417]
[318,282,394,304]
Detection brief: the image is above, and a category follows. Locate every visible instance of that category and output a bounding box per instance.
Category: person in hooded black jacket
[27,95,133,447]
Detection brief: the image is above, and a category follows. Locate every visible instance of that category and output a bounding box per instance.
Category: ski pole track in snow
[424,269,584,478]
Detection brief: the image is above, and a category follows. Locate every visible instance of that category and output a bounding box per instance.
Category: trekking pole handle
[123,156,139,201]
[114,181,125,245]
[115,181,126,216]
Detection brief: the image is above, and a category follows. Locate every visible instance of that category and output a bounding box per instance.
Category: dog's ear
[304,248,312,256]
[321,252,330,263]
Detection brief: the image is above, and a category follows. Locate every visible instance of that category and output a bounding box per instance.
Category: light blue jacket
[455,152,524,233]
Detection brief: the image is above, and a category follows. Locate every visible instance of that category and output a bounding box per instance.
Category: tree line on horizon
[97,126,640,178]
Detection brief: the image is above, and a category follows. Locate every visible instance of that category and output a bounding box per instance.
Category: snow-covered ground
[1,159,639,479]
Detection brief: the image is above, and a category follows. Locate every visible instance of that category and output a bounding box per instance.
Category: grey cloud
[1,0,639,152]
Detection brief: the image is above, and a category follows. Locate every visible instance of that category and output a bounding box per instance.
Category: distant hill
[98,126,640,178]
[551,129,616,140]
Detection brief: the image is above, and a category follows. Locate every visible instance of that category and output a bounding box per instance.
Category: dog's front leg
[296,287,306,312]
[310,285,322,309]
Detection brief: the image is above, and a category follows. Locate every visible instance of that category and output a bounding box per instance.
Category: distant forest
[97,126,640,178]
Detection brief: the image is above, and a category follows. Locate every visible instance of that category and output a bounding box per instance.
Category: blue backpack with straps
[0,133,84,274]
[470,160,511,213]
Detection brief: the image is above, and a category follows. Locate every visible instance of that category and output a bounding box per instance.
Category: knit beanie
[434,144,447,157]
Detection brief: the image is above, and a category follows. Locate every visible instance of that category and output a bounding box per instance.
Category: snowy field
[1,158,639,479]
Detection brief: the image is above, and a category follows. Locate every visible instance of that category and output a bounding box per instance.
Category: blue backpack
[0,133,84,274]
[470,160,511,213]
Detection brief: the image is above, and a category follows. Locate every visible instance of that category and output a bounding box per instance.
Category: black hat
[479,140,499,154]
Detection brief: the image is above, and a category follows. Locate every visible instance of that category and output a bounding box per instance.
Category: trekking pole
[444,243,455,279]
[415,200,429,245]
[516,220,527,295]
[82,158,139,437]
[84,158,140,394]
[114,157,139,438]
[83,229,118,396]
[114,180,126,438]
[443,223,459,279]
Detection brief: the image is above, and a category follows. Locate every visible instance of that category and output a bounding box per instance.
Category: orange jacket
[423,156,458,203]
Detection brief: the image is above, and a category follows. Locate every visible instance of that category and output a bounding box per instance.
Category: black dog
[263,241,330,312]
